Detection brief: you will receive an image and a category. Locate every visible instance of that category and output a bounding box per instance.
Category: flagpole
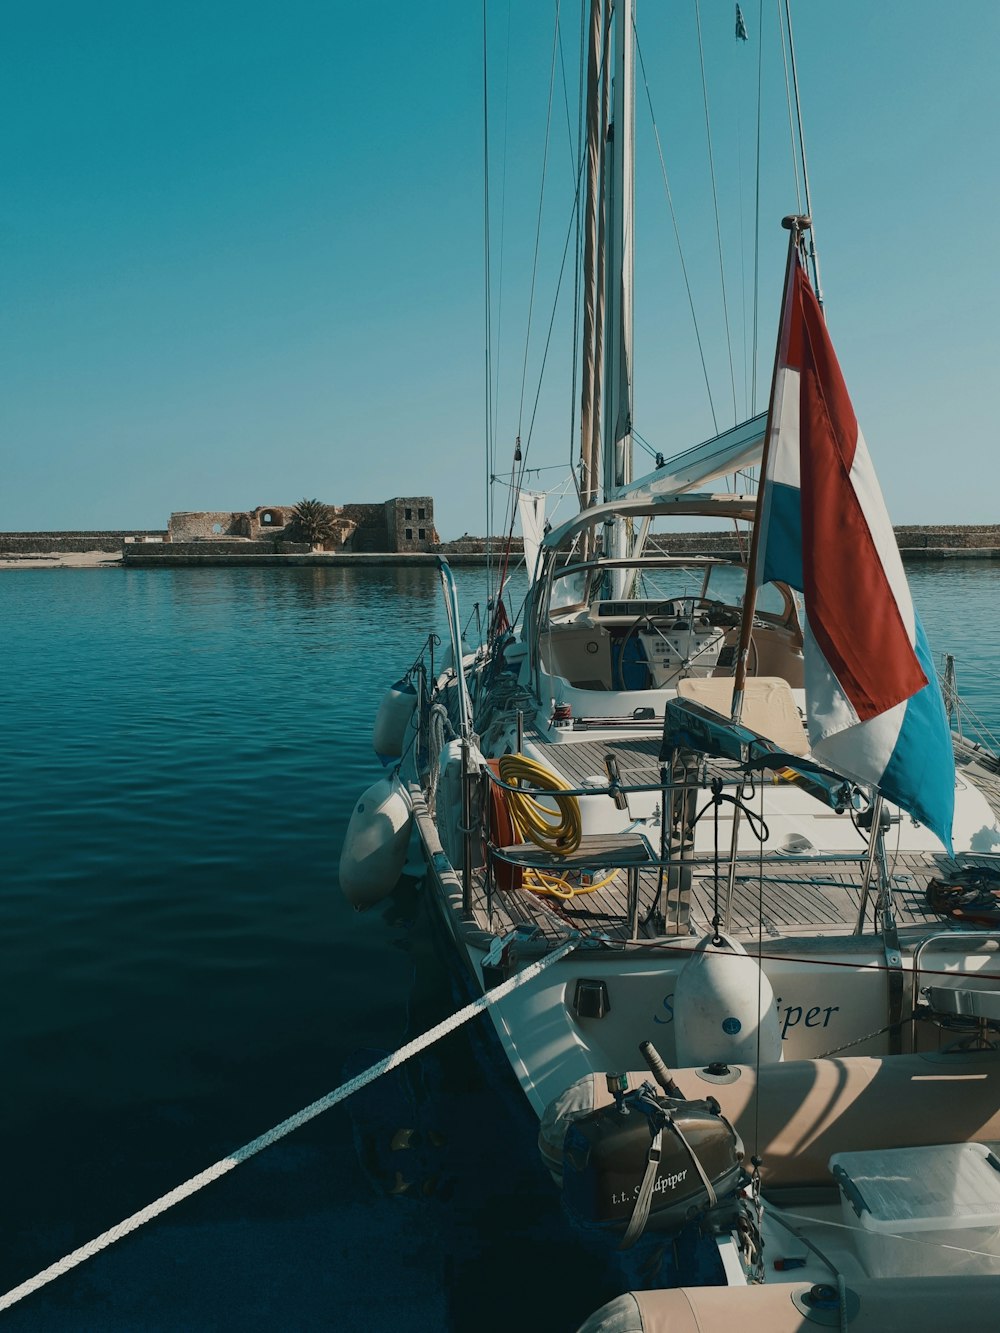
[730,214,809,725]
[718,215,808,938]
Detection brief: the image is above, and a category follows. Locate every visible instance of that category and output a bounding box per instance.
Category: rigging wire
[494,9,597,627]
[751,0,764,415]
[516,3,563,447]
[631,426,663,461]
[783,0,823,304]
[491,463,576,486]
[634,27,718,436]
[483,0,495,599]
[736,74,748,424]
[498,0,563,600]
[505,10,603,517]
[694,0,739,427]
[567,0,587,501]
[777,0,803,214]
[492,193,579,623]
[517,171,587,480]
[557,4,578,164]
[489,0,514,577]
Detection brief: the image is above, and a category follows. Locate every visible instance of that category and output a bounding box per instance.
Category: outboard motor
[557,1043,745,1245]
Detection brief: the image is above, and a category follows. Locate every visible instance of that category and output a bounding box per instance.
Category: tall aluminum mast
[602,0,635,590]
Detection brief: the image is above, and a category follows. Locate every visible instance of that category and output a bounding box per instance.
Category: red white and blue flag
[756,256,955,850]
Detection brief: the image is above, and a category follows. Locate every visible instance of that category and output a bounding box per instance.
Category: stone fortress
[166,497,437,553]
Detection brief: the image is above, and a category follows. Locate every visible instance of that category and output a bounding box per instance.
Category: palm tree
[291,498,336,548]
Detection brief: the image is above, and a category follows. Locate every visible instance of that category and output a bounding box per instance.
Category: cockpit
[524,496,805,705]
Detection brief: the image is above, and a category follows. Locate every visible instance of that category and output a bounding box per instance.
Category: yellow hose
[496,754,617,899]
[497,754,582,854]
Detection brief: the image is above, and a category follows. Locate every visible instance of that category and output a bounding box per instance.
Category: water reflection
[1,559,997,1327]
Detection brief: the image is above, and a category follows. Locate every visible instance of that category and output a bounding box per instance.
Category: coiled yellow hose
[497,754,582,854]
[496,754,616,899]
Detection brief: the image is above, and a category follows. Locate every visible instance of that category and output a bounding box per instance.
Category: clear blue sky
[2,1,996,539]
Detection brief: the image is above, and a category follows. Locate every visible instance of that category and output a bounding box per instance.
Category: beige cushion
[571,1052,1000,1190]
[628,1276,1000,1333]
[677,675,809,756]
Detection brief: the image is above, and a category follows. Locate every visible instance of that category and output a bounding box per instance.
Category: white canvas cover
[623,412,767,500]
[518,490,547,584]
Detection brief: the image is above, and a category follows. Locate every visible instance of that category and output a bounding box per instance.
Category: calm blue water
[2,560,1000,1330]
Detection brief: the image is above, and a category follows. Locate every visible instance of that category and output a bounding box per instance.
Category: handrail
[910,929,1000,1051]
[478,763,871,868]
[437,558,473,739]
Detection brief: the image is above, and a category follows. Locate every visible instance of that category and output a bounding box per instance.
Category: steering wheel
[613,597,727,689]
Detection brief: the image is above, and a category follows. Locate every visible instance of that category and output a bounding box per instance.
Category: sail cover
[518,490,547,584]
[622,412,767,500]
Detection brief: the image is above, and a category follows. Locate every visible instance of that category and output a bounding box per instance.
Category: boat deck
[457,729,1000,949]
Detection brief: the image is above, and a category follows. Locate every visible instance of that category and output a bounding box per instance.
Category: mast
[603,0,634,514]
[600,0,634,597]
[575,1,633,584]
[579,0,605,513]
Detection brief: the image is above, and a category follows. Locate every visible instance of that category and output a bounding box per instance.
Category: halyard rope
[0,934,580,1313]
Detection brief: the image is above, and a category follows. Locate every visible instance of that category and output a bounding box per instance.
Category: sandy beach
[0,551,123,569]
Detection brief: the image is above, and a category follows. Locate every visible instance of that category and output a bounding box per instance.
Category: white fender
[436,739,466,869]
[672,932,782,1066]
[372,678,417,762]
[339,775,414,910]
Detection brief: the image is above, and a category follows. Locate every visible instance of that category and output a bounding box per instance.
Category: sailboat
[340,0,1000,1306]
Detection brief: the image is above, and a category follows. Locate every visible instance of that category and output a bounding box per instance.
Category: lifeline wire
[0,934,580,1314]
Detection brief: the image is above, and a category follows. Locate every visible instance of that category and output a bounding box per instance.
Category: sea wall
[134,539,313,557]
[121,550,493,567]
[894,525,1000,550]
[0,530,167,553]
[648,527,1000,559]
[6,525,1000,563]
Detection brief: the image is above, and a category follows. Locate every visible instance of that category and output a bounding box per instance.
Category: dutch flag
[756,256,955,851]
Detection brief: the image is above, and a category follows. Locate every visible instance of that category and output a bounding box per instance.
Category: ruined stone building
[166,498,436,552]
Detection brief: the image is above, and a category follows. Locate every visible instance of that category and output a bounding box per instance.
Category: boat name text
[611,1168,687,1206]
[653,992,841,1040]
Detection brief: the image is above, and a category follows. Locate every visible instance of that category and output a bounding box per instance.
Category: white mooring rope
[0,934,579,1313]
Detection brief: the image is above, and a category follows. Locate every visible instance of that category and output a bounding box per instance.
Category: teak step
[493,832,654,871]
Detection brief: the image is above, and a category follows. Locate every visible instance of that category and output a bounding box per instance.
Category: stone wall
[438,537,524,554]
[168,512,250,540]
[894,525,1000,549]
[434,528,1000,560]
[9,518,1000,560]
[132,539,312,557]
[647,533,743,556]
[647,527,1000,556]
[249,506,292,536]
[385,497,435,552]
[329,503,383,552]
[0,530,167,553]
